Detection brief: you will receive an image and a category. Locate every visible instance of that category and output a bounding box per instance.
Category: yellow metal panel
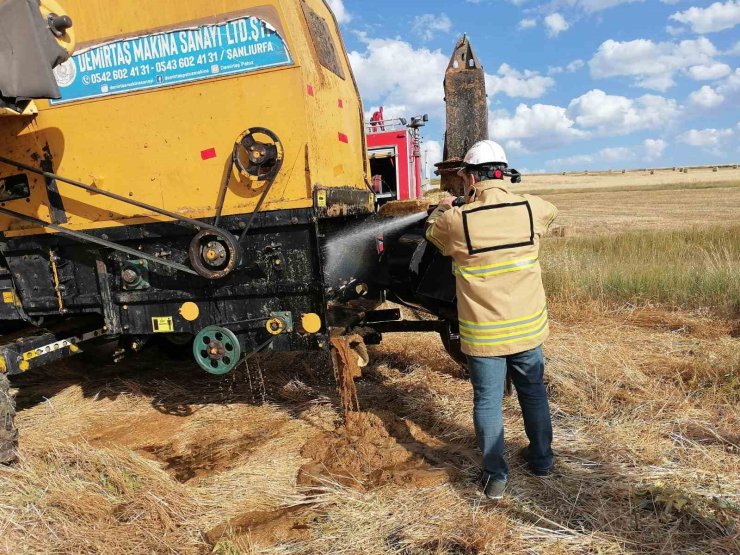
[0,0,369,236]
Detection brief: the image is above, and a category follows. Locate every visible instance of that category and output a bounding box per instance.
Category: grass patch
[542,225,740,316]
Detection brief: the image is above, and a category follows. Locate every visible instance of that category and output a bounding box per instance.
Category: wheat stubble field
[1,170,738,554]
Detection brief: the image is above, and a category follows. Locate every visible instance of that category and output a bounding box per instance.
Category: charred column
[435,35,488,195]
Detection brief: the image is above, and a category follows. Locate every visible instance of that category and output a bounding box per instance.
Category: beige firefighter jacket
[426,180,558,357]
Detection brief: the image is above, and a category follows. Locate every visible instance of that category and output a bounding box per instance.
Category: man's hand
[439,195,456,208]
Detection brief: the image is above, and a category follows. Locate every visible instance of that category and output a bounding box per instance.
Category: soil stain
[141,421,290,484]
[90,410,289,484]
[298,411,451,492]
[206,506,314,547]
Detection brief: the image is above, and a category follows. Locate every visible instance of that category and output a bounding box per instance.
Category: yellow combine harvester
[0,0,465,462]
[0,0,384,456]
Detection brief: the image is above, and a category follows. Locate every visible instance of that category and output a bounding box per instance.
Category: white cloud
[548,59,585,75]
[490,88,683,153]
[363,104,410,121]
[600,146,635,160]
[726,41,740,55]
[467,0,528,4]
[423,140,444,168]
[348,38,448,117]
[666,25,686,36]
[491,103,588,151]
[546,153,596,167]
[589,37,720,90]
[504,140,530,154]
[545,146,635,168]
[678,127,734,148]
[546,139,668,169]
[518,18,538,29]
[717,68,740,101]
[544,13,570,37]
[670,1,740,34]
[687,62,732,80]
[643,138,667,160]
[486,63,555,99]
[660,0,681,4]
[326,0,351,24]
[566,59,586,72]
[349,37,558,120]
[412,13,453,42]
[549,0,645,14]
[689,84,725,107]
[567,89,681,135]
[576,0,643,13]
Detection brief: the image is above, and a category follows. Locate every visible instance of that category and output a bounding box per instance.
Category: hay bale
[713,167,718,172]
[378,199,431,217]
[650,170,654,175]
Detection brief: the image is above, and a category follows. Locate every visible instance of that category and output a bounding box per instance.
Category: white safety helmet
[463,140,508,168]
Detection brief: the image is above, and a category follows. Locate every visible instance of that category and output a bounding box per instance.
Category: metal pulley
[265,317,286,335]
[188,229,242,279]
[265,311,293,335]
[233,127,284,182]
[193,326,241,375]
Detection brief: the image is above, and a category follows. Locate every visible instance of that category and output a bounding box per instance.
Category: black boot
[519,446,552,477]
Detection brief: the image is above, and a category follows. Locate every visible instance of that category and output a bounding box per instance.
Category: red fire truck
[366,107,428,204]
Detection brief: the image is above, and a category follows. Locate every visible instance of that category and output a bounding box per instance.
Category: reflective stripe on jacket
[426,181,558,357]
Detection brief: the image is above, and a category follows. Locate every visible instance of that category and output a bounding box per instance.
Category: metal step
[0,318,107,375]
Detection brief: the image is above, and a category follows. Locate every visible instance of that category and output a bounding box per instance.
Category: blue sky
[328,0,739,172]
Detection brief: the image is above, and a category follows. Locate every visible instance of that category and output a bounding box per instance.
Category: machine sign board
[51,15,292,104]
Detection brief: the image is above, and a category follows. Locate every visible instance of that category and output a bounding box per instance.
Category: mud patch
[90,408,294,484]
[89,413,188,450]
[299,411,451,492]
[206,506,314,548]
[141,422,288,484]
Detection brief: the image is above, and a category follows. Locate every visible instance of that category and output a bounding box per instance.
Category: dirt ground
[4,305,738,554]
[1,176,738,554]
[541,186,740,235]
[522,166,740,192]
[425,168,740,236]
[524,167,740,236]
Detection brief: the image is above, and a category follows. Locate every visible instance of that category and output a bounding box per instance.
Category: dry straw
[0,193,738,554]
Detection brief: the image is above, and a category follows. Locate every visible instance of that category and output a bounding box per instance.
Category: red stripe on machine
[338,133,349,143]
[307,84,315,96]
[338,98,344,108]
[200,148,217,160]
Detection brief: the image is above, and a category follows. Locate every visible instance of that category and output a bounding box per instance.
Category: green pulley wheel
[193,326,241,375]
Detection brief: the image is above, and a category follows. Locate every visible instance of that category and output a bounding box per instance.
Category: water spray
[323,211,428,285]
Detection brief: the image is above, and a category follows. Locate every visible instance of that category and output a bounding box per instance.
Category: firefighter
[426,140,558,500]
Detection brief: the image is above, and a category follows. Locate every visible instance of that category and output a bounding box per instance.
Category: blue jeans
[468,346,553,482]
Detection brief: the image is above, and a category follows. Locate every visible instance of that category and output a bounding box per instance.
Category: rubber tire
[0,373,18,464]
